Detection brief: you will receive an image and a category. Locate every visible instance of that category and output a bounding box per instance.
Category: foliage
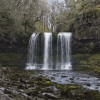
[55,0,100,32]
[0,53,26,67]
[0,0,51,51]
[73,54,100,77]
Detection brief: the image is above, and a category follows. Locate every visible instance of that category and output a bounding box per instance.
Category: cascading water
[26,33,38,69]
[42,32,52,70]
[26,32,72,70]
[56,32,72,70]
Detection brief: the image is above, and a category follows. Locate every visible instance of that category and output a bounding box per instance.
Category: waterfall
[26,33,38,69]
[26,32,72,70]
[42,32,52,70]
[56,32,72,70]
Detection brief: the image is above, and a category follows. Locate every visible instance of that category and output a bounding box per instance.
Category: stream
[35,70,100,92]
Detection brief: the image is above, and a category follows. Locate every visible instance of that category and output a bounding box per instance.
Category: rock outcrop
[73,4,100,53]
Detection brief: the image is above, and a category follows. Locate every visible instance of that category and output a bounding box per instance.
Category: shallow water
[36,70,100,92]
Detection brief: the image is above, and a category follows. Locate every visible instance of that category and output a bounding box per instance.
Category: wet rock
[70,78,74,81]
[61,75,67,78]
[4,89,12,94]
[53,74,57,77]
[43,93,59,99]
[84,90,100,100]
[1,66,100,100]
[41,87,54,93]
[86,83,91,86]
[77,77,80,80]
[27,90,38,96]
[33,97,45,100]
[17,84,26,89]
[56,84,79,93]
[19,78,27,84]
[70,89,86,100]
[50,77,55,80]
[0,90,13,100]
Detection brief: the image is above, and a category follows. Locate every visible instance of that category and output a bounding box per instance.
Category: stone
[43,93,59,99]
[0,90,13,100]
[4,89,12,94]
[27,90,38,96]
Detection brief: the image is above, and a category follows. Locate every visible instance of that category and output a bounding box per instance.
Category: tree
[0,0,50,33]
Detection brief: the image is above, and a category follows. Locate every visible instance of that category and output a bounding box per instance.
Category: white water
[56,32,72,70]
[26,33,38,69]
[26,32,72,70]
[42,32,52,70]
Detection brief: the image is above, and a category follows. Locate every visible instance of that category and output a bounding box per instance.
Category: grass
[73,54,100,77]
[0,53,26,68]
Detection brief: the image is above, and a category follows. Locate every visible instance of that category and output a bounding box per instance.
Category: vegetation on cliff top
[0,0,100,53]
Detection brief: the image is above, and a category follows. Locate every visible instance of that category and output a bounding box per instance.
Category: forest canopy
[0,0,100,53]
[0,0,100,33]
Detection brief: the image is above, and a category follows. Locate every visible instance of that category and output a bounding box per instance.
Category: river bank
[0,53,100,76]
[0,66,100,100]
[0,53,100,99]
[73,54,100,77]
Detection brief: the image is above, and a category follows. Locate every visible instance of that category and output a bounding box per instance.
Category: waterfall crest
[26,32,72,70]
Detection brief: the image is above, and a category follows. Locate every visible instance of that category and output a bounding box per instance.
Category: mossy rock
[73,54,100,77]
[56,84,79,91]
[80,61,87,65]
[0,53,26,68]
[36,80,54,86]
[56,84,80,97]
[84,90,100,100]
[70,89,86,100]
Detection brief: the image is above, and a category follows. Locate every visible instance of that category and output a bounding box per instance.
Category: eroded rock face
[73,5,100,53]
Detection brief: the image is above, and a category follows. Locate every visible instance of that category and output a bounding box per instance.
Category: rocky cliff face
[73,4,100,53]
[0,32,30,53]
